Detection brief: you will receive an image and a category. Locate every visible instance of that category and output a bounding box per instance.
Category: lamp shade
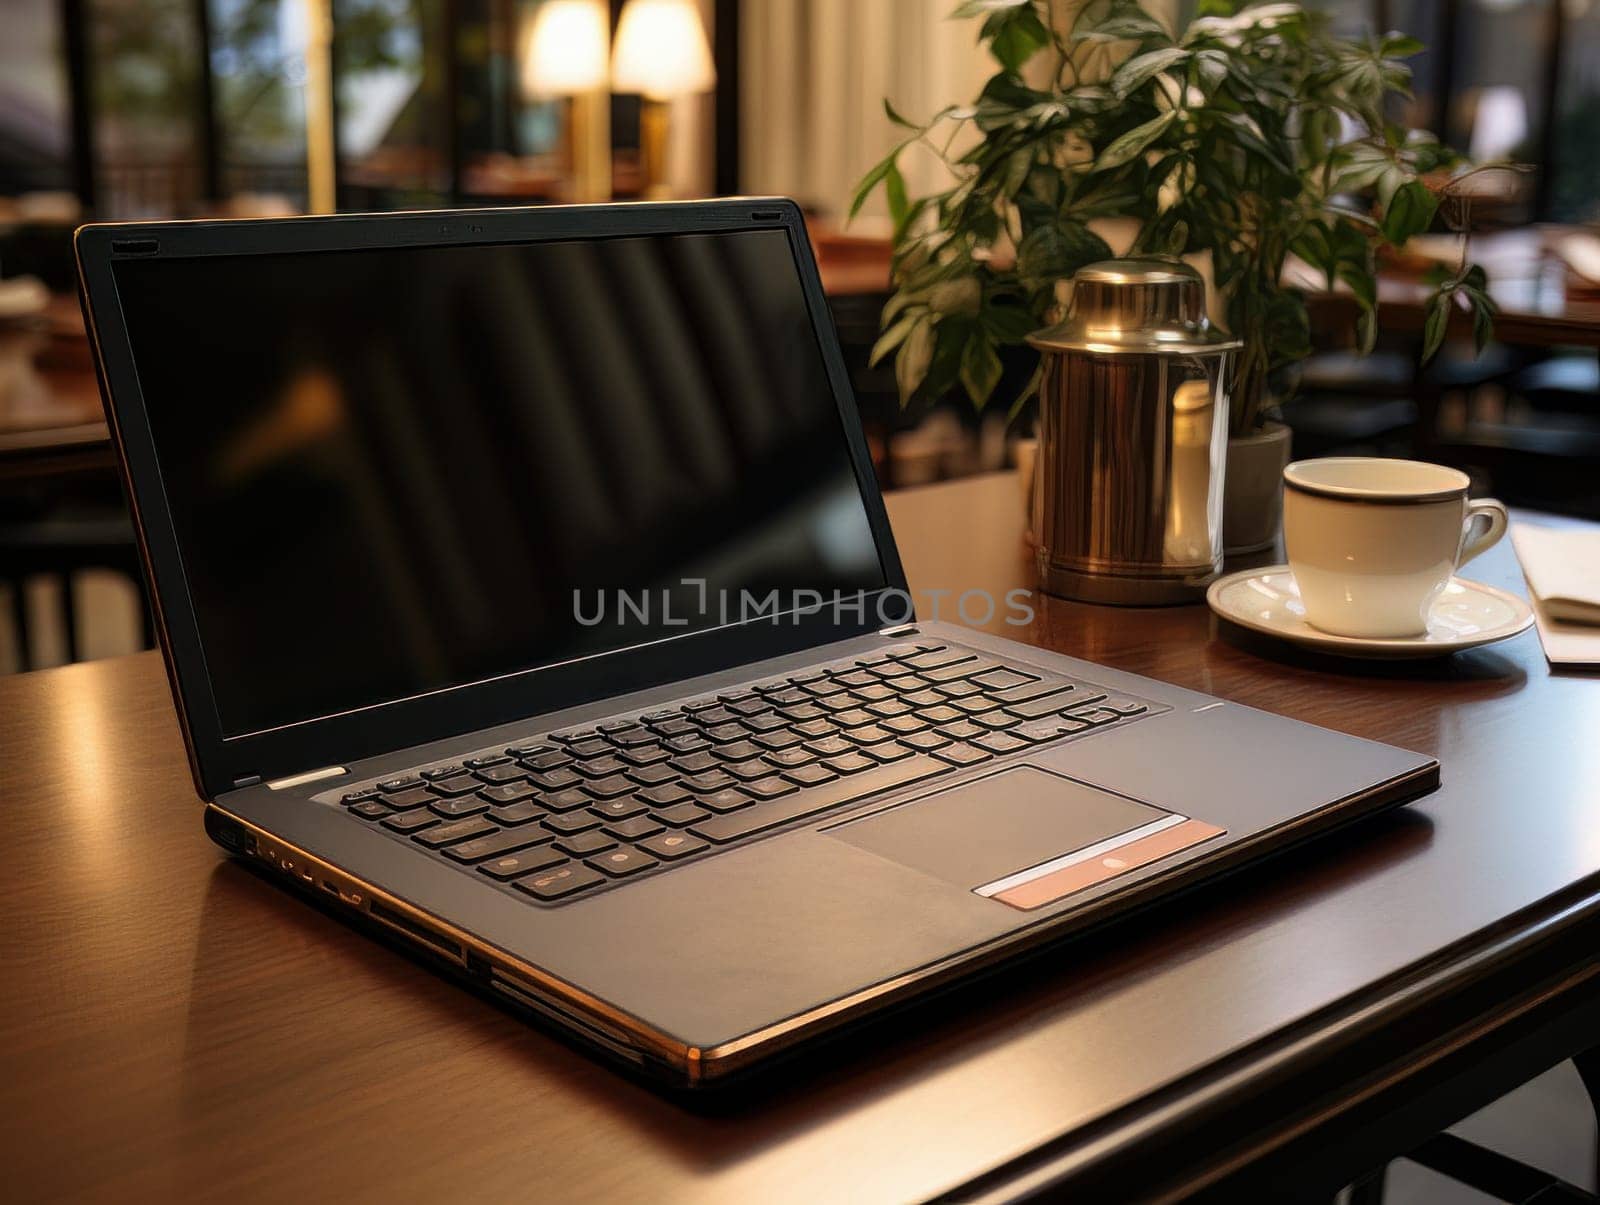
[611,0,716,100]
[524,0,610,98]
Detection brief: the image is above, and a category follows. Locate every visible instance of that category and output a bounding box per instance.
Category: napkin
[1511,523,1600,665]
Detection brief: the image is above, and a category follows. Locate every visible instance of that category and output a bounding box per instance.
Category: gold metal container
[1026,258,1241,605]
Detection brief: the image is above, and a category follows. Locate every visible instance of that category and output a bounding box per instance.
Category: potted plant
[852,0,1495,552]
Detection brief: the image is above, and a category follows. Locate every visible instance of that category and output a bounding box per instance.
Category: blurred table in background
[0,295,111,485]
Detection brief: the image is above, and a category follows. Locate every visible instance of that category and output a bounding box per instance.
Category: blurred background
[1,0,1598,674]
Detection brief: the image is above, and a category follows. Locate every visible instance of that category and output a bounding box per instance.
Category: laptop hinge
[231,774,262,789]
[879,624,919,637]
[264,765,348,791]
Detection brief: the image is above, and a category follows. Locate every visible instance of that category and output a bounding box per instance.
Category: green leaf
[1002,146,1033,196]
[1422,292,1451,362]
[1110,47,1190,98]
[1007,362,1044,423]
[884,162,909,231]
[883,98,918,130]
[849,144,903,221]
[1357,306,1378,355]
[869,312,919,367]
[1381,178,1438,245]
[1092,110,1178,173]
[1380,33,1425,57]
[895,318,936,403]
[959,335,1004,408]
[951,0,1030,16]
[1016,222,1114,286]
[983,301,1042,343]
[985,6,1050,72]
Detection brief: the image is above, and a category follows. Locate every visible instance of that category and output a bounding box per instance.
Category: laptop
[76,199,1437,1087]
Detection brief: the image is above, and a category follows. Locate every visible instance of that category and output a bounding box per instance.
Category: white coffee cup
[1282,458,1508,639]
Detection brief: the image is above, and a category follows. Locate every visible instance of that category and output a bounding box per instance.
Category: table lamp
[524,0,612,202]
[610,0,715,198]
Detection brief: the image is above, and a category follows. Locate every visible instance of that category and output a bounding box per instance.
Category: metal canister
[1025,258,1240,604]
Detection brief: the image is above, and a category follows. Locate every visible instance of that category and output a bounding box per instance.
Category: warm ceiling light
[610,0,716,100]
[524,0,610,98]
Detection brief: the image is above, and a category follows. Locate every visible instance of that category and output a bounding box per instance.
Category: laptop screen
[113,229,887,739]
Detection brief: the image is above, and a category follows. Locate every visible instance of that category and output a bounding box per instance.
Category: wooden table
[0,297,111,483]
[4,472,1599,1202]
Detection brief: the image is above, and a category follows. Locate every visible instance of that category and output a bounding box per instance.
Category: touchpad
[828,766,1175,896]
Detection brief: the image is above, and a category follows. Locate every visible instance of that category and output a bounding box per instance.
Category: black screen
[114,230,886,737]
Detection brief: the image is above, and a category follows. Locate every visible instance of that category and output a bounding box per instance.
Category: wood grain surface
[3,471,1598,1203]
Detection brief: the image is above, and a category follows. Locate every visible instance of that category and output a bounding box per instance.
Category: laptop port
[368,899,464,962]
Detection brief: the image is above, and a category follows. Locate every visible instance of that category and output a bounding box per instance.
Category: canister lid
[1025,257,1242,355]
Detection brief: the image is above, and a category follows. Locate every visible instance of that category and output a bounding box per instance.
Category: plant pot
[1223,420,1292,555]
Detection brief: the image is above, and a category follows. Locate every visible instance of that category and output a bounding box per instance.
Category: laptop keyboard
[329,642,1161,906]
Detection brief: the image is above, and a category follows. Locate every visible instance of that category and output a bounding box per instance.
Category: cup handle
[1458,498,1508,567]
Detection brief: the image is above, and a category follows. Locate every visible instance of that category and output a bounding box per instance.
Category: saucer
[1206,565,1534,659]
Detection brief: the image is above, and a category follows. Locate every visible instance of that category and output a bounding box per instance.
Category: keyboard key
[824,752,876,774]
[380,786,435,811]
[625,763,678,786]
[378,775,423,793]
[904,648,974,671]
[939,720,985,740]
[341,788,382,804]
[414,817,497,848]
[540,788,593,813]
[852,683,895,701]
[702,723,747,744]
[1069,707,1124,726]
[972,731,1030,755]
[1011,717,1083,742]
[605,816,664,842]
[572,755,628,779]
[902,689,945,708]
[834,671,876,688]
[557,830,617,857]
[421,763,464,780]
[973,668,1037,691]
[935,679,983,699]
[444,827,551,864]
[922,658,999,683]
[484,784,536,806]
[693,707,737,726]
[782,764,837,787]
[590,797,649,821]
[514,863,605,900]
[1008,688,1093,719]
[582,775,635,799]
[663,733,711,754]
[465,754,512,770]
[618,744,671,766]
[792,719,837,738]
[831,709,876,729]
[899,730,952,751]
[722,759,772,781]
[507,742,557,759]
[922,705,964,724]
[543,810,602,835]
[882,714,927,734]
[753,730,803,750]
[637,783,692,806]
[863,741,916,762]
[349,800,391,820]
[521,750,573,771]
[488,801,546,825]
[649,717,696,737]
[683,770,735,792]
[971,709,1020,730]
[474,763,528,784]
[777,703,826,722]
[723,696,770,716]
[699,788,754,813]
[566,739,611,759]
[382,810,440,834]
[933,744,991,767]
[865,699,912,718]
[992,678,1079,705]
[429,796,489,819]
[763,747,815,768]
[587,846,659,877]
[610,727,657,748]
[530,768,583,791]
[1100,696,1151,716]
[640,832,708,861]
[806,735,855,757]
[672,750,721,774]
[654,802,710,827]
[801,678,849,698]
[741,711,790,732]
[479,847,567,880]
[847,725,895,745]
[712,740,763,762]
[690,756,952,844]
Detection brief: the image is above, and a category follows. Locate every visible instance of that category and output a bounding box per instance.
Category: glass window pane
[336,0,450,205]
[210,0,310,211]
[0,1,73,199]
[91,0,204,217]
[1551,0,1600,221]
